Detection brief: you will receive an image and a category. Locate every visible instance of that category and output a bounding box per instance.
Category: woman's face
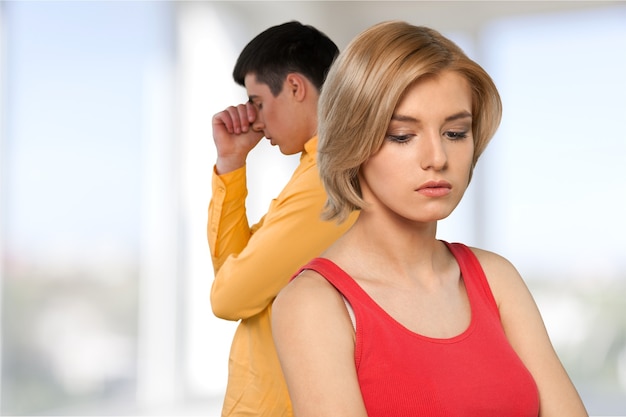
[359,70,475,224]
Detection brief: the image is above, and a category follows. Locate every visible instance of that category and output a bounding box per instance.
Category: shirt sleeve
[208,161,355,321]
[208,165,255,272]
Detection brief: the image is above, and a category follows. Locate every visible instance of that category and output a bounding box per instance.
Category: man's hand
[212,102,264,174]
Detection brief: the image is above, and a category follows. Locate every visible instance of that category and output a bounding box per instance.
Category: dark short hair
[233,21,339,96]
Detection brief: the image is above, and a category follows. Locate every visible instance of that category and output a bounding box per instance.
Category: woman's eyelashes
[444,130,469,140]
[386,134,413,144]
[385,129,470,144]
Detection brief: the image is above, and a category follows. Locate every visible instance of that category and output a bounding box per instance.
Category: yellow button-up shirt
[208,137,357,416]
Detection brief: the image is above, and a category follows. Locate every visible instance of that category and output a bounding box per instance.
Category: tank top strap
[293,257,365,302]
[294,243,500,322]
[444,241,500,317]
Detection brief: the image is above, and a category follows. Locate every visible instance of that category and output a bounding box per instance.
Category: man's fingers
[213,102,257,136]
[213,108,236,134]
[235,104,255,133]
[227,105,247,134]
[246,101,258,123]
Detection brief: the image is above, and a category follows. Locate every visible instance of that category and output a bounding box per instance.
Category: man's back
[208,22,357,416]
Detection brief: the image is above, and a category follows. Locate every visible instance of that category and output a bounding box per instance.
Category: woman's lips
[416,180,452,197]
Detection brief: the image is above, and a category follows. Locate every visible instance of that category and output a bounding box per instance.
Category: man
[208,21,358,416]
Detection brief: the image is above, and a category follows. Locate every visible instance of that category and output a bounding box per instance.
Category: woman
[272,21,588,416]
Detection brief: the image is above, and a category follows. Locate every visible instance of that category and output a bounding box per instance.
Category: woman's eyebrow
[390,113,418,123]
[445,111,472,122]
[390,110,472,123]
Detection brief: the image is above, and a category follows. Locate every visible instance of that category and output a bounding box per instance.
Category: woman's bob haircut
[318,21,502,223]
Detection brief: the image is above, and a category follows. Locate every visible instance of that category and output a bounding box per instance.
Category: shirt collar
[302,136,318,159]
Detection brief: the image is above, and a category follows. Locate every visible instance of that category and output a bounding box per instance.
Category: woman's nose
[420,132,448,171]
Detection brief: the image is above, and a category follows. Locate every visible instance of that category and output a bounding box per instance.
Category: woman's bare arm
[474,248,588,417]
[272,270,369,417]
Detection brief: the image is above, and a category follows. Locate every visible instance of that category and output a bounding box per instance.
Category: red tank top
[295,242,539,416]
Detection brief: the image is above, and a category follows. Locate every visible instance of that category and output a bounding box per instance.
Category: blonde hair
[318,21,502,223]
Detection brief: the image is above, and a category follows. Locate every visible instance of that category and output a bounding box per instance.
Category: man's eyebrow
[390,111,472,123]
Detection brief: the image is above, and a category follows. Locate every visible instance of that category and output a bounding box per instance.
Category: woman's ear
[285,73,307,101]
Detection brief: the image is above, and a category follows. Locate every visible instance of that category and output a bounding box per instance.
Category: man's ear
[285,73,307,102]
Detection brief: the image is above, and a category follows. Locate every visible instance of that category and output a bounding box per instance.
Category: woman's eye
[386,134,412,144]
[445,131,468,140]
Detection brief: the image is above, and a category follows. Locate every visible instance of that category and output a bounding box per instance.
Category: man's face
[244,73,309,155]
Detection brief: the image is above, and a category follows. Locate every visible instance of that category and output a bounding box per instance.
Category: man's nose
[252,116,264,132]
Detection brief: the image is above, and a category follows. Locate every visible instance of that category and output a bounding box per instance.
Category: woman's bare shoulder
[464,246,528,305]
[465,246,523,279]
[273,268,347,321]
